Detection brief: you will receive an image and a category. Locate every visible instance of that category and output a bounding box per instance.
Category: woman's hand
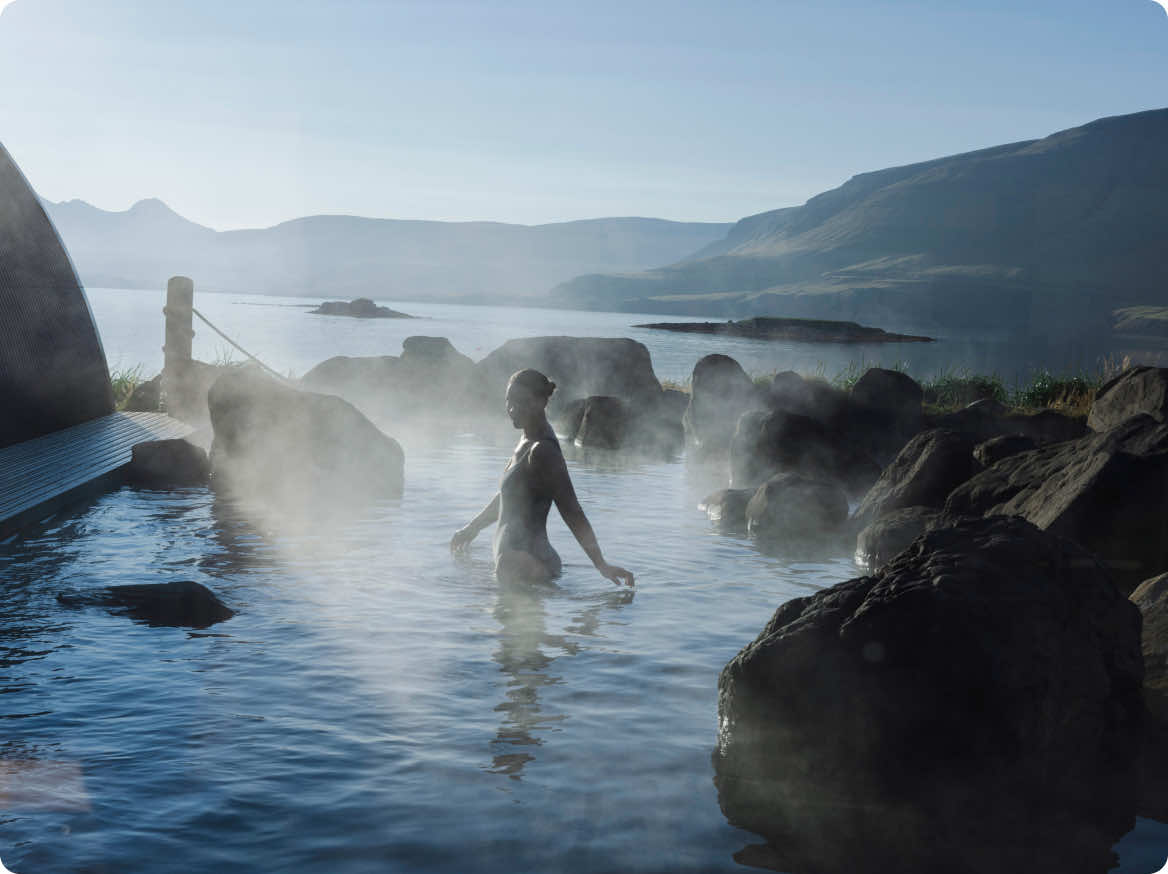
[450,526,476,552]
[598,562,635,587]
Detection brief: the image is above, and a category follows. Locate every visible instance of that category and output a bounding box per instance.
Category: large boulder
[767,371,849,429]
[58,580,234,628]
[208,367,404,504]
[126,438,210,488]
[474,336,663,419]
[1131,572,1168,724]
[553,395,683,456]
[744,473,848,546]
[851,429,979,529]
[300,336,476,423]
[123,373,161,412]
[730,408,879,497]
[715,516,1143,873]
[847,368,924,465]
[931,399,1085,446]
[1089,366,1168,432]
[683,354,764,456]
[972,433,1036,467]
[945,414,1168,589]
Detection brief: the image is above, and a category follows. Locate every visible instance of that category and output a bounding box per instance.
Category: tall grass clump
[921,369,1008,408]
[110,365,144,410]
[1010,370,1098,413]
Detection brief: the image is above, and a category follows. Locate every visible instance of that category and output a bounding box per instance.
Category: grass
[110,364,144,410]
[665,356,1124,417]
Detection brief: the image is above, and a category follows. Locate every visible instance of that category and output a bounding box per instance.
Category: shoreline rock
[634,316,934,344]
[309,298,413,319]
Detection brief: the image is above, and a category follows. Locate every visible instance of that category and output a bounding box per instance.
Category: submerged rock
[58,580,234,628]
[699,488,754,532]
[208,366,404,505]
[853,506,951,571]
[744,473,848,546]
[715,516,1143,874]
[126,438,210,487]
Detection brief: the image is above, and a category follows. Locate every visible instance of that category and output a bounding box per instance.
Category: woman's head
[506,369,555,427]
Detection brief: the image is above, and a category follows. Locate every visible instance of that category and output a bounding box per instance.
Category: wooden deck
[0,412,195,539]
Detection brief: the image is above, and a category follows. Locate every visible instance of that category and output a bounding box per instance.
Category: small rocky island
[309,298,413,319]
[634,316,933,344]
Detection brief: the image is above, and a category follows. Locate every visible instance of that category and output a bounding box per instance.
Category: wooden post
[161,276,194,416]
[163,276,194,373]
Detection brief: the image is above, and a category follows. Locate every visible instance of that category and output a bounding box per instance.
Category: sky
[0,0,1166,230]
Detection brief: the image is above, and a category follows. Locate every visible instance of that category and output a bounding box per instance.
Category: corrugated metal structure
[0,141,113,449]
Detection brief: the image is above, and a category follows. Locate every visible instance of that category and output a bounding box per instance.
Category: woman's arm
[451,492,500,551]
[536,443,635,586]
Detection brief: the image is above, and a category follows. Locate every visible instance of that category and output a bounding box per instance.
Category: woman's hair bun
[509,368,556,400]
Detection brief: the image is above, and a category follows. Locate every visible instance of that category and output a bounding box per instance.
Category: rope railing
[191,307,295,385]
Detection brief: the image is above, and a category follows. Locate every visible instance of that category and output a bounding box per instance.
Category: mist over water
[2,289,1166,872]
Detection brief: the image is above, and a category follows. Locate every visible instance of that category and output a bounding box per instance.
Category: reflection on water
[489,581,633,779]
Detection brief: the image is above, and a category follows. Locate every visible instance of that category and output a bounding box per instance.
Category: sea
[0,287,1165,873]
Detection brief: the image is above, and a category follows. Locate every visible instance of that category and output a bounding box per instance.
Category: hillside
[552,108,1168,339]
[44,199,730,302]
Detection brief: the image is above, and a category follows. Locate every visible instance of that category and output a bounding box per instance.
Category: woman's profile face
[505,382,542,428]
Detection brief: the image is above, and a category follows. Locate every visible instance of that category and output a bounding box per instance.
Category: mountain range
[43,107,1167,340]
[43,198,730,302]
[553,108,1168,339]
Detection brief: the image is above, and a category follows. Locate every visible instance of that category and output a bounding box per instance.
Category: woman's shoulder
[528,437,565,467]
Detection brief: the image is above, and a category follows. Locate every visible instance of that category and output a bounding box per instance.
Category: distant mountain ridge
[552,108,1168,339]
[43,198,731,302]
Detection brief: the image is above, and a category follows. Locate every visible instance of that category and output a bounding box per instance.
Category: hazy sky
[1,0,1165,230]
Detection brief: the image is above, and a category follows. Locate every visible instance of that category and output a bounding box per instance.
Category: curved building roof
[0,142,113,448]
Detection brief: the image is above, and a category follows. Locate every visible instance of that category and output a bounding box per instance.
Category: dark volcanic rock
[123,373,161,412]
[730,408,878,497]
[633,316,933,344]
[208,366,404,504]
[1131,573,1168,724]
[715,516,1143,874]
[682,354,763,457]
[58,580,234,628]
[848,368,924,465]
[475,336,663,420]
[852,429,979,529]
[699,488,754,532]
[574,396,627,450]
[973,433,1037,467]
[744,473,848,545]
[126,439,210,487]
[945,414,1168,589]
[1089,366,1168,432]
[931,399,1085,446]
[853,506,949,571]
[309,298,412,318]
[300,336,476,423]
[768,372,850,430]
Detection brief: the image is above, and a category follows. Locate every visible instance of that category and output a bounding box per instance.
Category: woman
[450,369,635,587]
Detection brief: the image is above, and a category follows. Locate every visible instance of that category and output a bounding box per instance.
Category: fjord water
[1,287,1165,872]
